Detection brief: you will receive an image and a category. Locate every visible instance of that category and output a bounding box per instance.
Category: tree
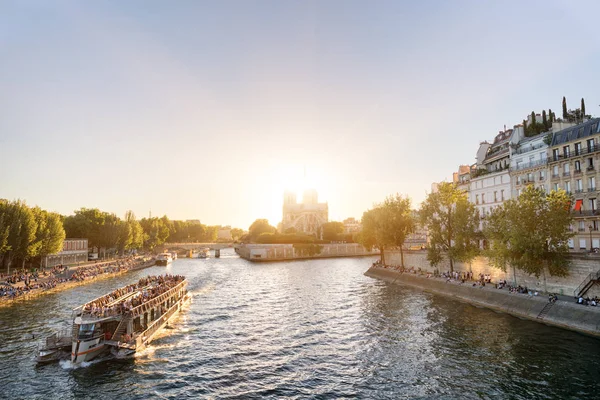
[32,208,65,267]
[1,200,37,273]
[542,110,548,130]
[357,194,415,266]
[419,182,480,273]
[562,96,568,119]
[248,219,277,242]
[484,186,573,292]
[0,200,11,256]
[230,228,244,240]
[382,194,415,267]
[581,98,586,117]
[357,207,389,264]
[321,221,344,241]
[63,208,105,249]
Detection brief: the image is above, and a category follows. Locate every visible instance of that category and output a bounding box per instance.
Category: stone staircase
[574,270,600,298]
[537,302,555,319]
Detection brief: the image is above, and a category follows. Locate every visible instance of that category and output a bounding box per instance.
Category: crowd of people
[0,257,153,301]
[576,296,599,306]
[82,274,185,318]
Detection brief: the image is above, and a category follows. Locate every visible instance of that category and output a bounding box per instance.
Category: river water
[1,249,599,399]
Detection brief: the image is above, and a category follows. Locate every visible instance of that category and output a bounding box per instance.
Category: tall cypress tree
[581,98,586,116]
[562,96,568,119]
[542,110,548,130]
[548,108,553,123]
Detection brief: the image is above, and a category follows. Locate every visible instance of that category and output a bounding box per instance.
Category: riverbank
[0,258,156,307]
[365,266,600,338]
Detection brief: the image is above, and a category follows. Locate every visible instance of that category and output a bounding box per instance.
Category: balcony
[573,210,600,217]
[576,189,584,193]
[587,166,595,173]
[574,169,583,176]
[588,187,597,192]
[551,173,561,180]
[510,159,548,172]
[550,143,599,162]
[563,171,571,177]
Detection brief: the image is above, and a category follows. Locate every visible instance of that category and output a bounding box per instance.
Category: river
[1,249,599,399]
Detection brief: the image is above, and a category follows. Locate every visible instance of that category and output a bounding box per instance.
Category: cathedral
[281,189,328,236]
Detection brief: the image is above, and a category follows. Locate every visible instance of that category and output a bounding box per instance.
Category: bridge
[160,243,233,251]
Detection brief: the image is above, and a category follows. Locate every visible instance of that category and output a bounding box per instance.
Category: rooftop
[551,118,600,146]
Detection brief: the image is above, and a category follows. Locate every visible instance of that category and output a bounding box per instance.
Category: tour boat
[155,252,173,266]
[36,275,189,364]
[198,248,210,259]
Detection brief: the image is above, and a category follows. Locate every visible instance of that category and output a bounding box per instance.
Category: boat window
[78,324,95,339]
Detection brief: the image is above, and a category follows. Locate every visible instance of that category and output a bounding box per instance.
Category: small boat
[37,274,189,365]
[198,248,210,259]
[156,252,173,266]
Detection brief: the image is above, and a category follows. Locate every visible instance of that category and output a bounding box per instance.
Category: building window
[590,198,597,212]
[553,183,559,191]
[565,181,571,193]
[588,158,594,170]
[579,221,586,231]
[553,165,559,176]
[501,189,505,201]
[476,194,479,205]
[587,138,595,153]
[494,191,497,202]
[553,148,560,161]
[563,146,570,157]
[577,179,583,191]
[564,163,570,173]
[580,239,587,250]
[482,194,485,204]
[539,170,545,180]
[589,177,596,191]
[575,160,581,172]
[575,142,582,155]
[568,239,574,249]
[527,173,533,182]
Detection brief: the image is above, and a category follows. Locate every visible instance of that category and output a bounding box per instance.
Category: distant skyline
[1,1,600,229]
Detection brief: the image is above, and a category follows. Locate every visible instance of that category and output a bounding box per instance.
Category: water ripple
[1,251,599,399]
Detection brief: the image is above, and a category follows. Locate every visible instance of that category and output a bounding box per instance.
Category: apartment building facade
[548,118,600,251]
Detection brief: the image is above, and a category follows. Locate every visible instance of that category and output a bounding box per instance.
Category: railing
[140,297,181,343]
[513,142,547,155]
[574,270,600,297]
[588,187,597,192]
[551,144,599,163]
[573,210,600,217]
[129,280,187,318]
[563,172,571,177]
[510,159,548,172]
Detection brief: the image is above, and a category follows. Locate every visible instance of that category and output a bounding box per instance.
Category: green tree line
[0,199,65,273]
[357,183,573,286]
[1,200,235,271]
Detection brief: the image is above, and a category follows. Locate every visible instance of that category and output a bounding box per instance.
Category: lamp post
[589,224,593,252]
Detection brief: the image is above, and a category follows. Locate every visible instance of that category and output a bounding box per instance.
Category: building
[282,189,328,235]
[469,128,519,222]
[342,217,361,234]
[43,238,88,267]
[217,226,232,241]
[509,130,550,198]
[548,118,600,251]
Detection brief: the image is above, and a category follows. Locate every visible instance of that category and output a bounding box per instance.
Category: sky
[1,0,600,229]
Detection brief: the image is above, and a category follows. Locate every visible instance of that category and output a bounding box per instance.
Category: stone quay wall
[384,250,600,297]
[236,243,377,262]
[365,266,600,338]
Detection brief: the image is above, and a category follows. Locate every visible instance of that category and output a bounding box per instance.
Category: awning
[574,199,583,211]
